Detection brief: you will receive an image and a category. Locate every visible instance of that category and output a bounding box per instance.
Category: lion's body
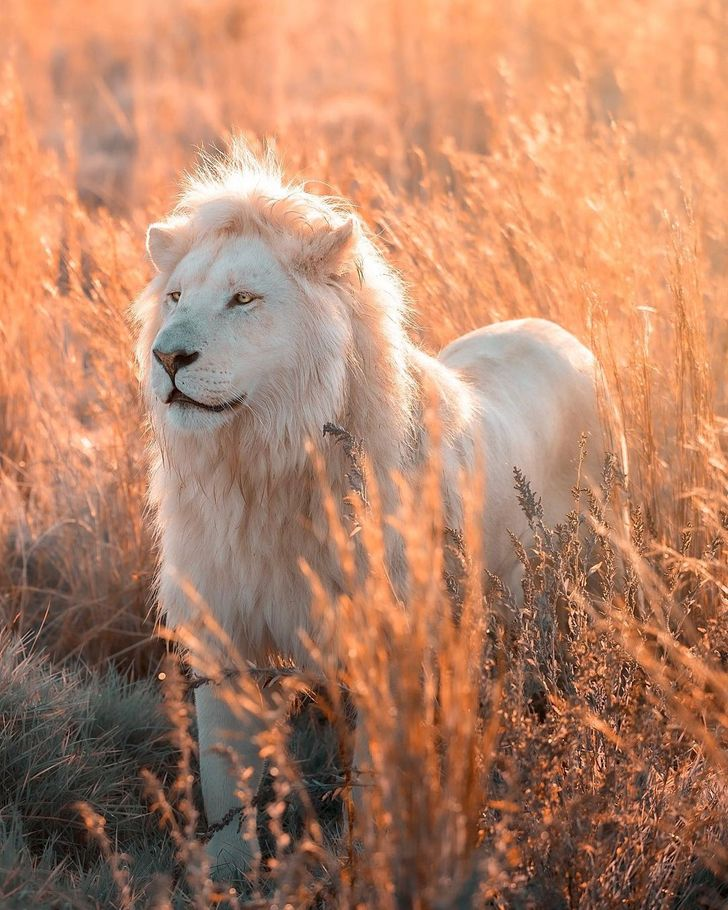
[135,144,613,872]
[147,318,603,665]
[438,318,605,585]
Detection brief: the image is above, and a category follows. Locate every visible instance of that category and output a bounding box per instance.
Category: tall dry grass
[1,0,728,906]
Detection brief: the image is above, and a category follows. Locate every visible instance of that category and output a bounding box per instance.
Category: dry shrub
[0,72,157,671]
[1,0,728,906]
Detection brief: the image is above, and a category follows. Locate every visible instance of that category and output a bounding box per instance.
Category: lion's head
[135,145,377,442]
[135,141,417,489]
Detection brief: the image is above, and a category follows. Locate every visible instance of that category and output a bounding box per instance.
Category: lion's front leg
[195,681,271,878]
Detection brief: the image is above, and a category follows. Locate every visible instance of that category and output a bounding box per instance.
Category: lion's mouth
[165,387,246,413]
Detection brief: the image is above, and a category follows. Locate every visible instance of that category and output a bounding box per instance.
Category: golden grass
[1,0,728,906]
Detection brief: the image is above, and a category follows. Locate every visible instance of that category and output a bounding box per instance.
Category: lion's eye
[229,291,259,307]
[167,291,181,303]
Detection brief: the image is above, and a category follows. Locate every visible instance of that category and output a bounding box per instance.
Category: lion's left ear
[294,218,356,280]
[146,216,191,273]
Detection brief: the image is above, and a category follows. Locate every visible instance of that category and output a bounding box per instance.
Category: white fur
[134,144,611,872]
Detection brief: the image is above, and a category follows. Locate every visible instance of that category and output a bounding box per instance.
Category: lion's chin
[165,388,246,413]
[161,399,241,433]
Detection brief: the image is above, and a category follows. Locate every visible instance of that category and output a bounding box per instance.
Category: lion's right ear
[146,217,190,273]
[293,218,357,281]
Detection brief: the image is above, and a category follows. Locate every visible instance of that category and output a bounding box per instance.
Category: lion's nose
[153,347,200,381]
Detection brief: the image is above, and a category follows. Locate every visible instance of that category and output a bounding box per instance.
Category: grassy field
[1,0,728,907]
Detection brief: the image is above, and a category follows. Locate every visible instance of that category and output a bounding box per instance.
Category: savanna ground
[1,1,728,907]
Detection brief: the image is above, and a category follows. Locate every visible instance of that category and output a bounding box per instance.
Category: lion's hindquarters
[438,318,607,579]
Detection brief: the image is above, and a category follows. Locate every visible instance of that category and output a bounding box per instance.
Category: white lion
[135,144,618,873]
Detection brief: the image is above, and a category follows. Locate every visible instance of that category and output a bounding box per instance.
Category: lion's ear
[146,217,190,273]
[295,218,356,280]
